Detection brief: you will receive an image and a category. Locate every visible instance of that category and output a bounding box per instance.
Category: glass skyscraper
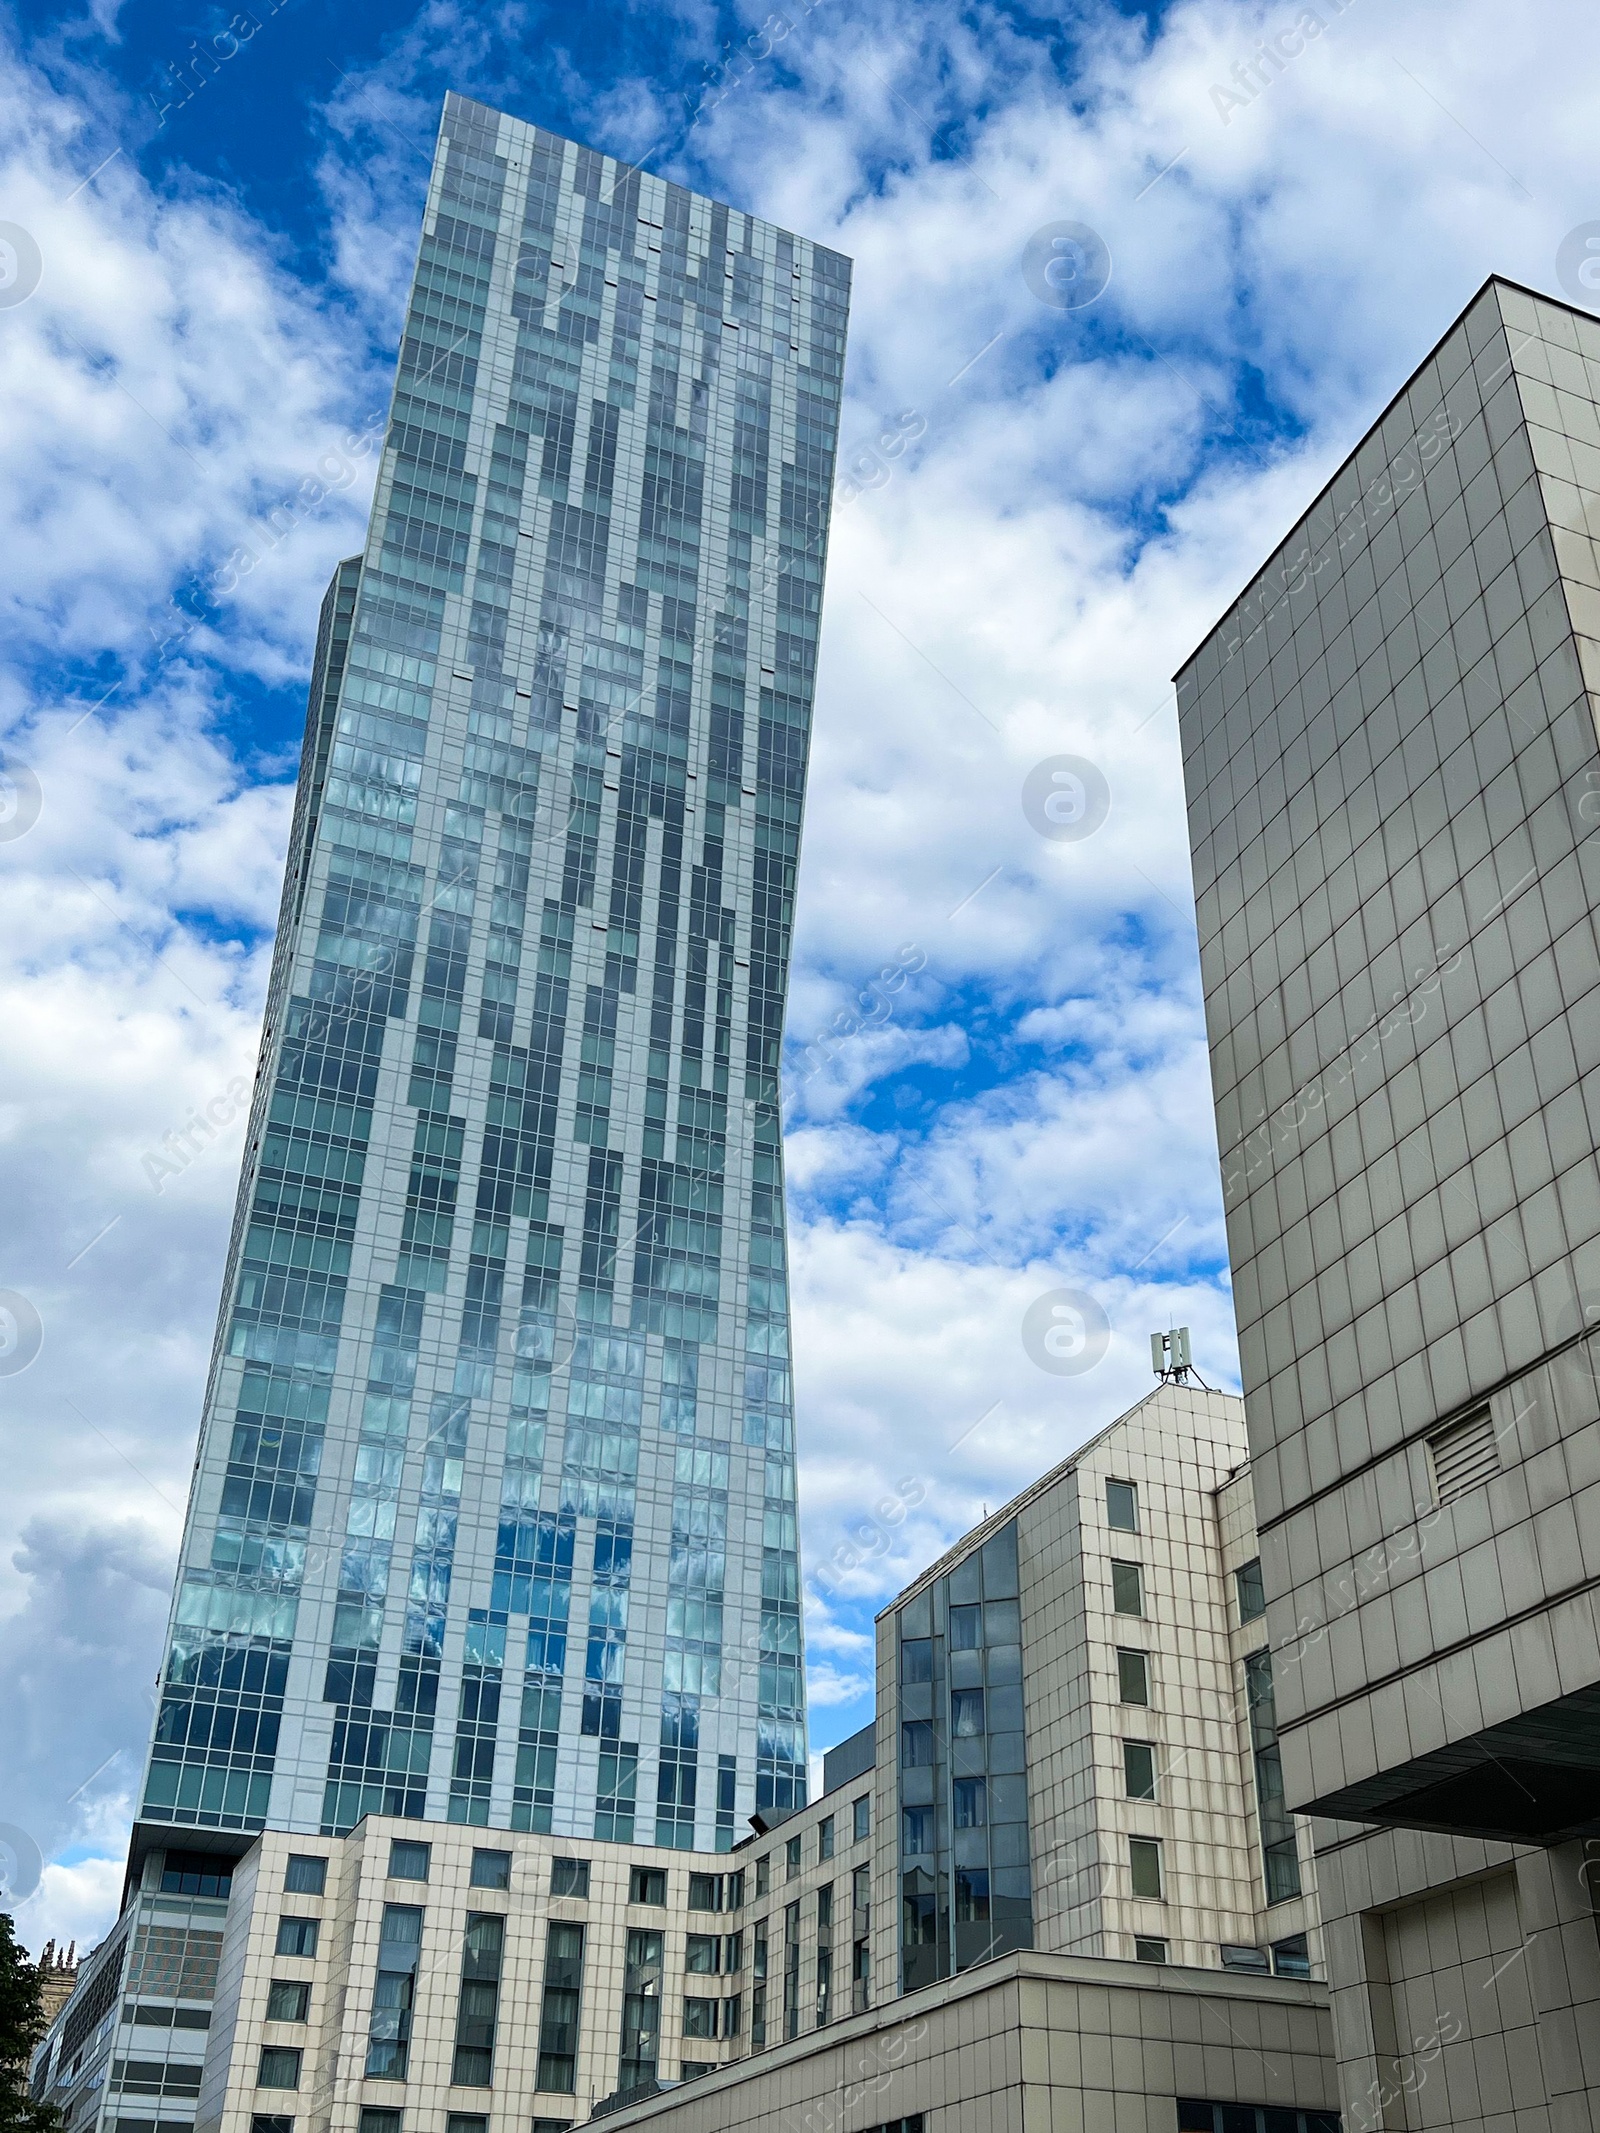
[137,93,848,1866]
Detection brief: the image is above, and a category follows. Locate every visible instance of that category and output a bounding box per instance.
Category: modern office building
[29,87,850,2133]
[34,1378,1343,2133]
[1178,276,1600,2132]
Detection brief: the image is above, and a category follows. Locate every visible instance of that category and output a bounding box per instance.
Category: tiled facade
[35,1381,1345,2133]
[1177,276,1600,2132]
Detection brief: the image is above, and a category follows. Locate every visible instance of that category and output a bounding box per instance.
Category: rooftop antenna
[1151,1326,1211,1388]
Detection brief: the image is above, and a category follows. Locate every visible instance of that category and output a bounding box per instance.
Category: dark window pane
[470,1850,511,1890]
[284,1856,327,1896]
[1123,1741,1156,1800]
[1106,1479,1138,1531]
[1235,1558,1266,1621]
[266,1981,310,2023]
[950,1689,985,1737]
[1128,1838,1162,1899]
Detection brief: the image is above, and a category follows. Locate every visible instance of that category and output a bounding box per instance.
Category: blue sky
[1,0,1595,1947]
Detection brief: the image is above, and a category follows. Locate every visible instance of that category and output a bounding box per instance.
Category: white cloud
[12,1856,127,1963]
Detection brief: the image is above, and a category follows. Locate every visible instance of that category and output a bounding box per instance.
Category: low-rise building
[35,1376,1344,2133]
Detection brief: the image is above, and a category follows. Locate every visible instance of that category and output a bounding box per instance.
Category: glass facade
[895,1517,1033,1992]
[138,92,847,1858]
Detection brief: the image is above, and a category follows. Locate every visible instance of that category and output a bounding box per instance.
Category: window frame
[1105,1478,1139,1532]
[386,1839,431,1883]
[256,2046,303,2091]
[1122,1739,1157,1800]
[1110,1559,1144,1616]
[1128,1836,1164,1901]
[283,1855,327,1896]
[1116,1647,1150,1705]
[470,1849,511,1891]
[265,1980,311,2024]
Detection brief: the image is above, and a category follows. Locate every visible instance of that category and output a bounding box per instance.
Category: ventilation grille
[1428,1407,1500,1506]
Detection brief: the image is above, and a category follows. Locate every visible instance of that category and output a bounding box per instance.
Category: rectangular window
[785,1837,802,1879]
[551,1856,590,1897]
[266,1981,310,2023]
[752,1918,768,2048]
[853,1794,871,1843]
[620,1927,662,2089]
[1245,1649,1302,1902]
[755,1854,770,1896]
[1220,1944,1271,1973]
[1116,1648,1150,1705]
[446,2117,487,2133]
[683,1997,716,2039]
[1134,1936,1167,1964]
[283,1856,327,1896]
[470,1849,511,1890]
[357,2110,400,2133]
[900,1636,933,1682]
[1111,1560,1144,1615]
[387,1840,430,1881]
[274,1918,319,1959]
[1129,1838,1163,1900]
[818,1815,834,1860]
[685,1934,720,1974]
[1123,1741,1157,1800]
[629,1866,667,1905]
[1179,2105,1342,2133]
[954,1867,989,1921]
[257,2048,302,2090]
[1272,1933,1312,1979]
[253,2118,295,2133]
[901,1805,933,1854]
[952,1776,987,1827]
[1235,1557,1266,1622]
[900,1720,935,1766]
[365,1904,422,2081]
[451,1913,505,2086]
[1106,1478,1138,1531]
[950,1688,985,1736]
[536,1922,585,2091]
[815,1942,832,2028]
[947,1603,981,1650]
[783,1902,800,2041]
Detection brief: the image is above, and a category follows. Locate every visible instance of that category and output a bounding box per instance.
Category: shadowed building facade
[1178,276,1600,2133]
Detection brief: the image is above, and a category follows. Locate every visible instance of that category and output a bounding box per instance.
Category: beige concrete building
[37,1378,1345,2133]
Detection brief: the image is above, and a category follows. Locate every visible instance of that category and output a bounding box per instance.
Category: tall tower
[138,94,848,1870]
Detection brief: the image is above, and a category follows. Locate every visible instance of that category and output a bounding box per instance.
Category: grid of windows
[134,93,848,1852]
[896,1519,1032,1993]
